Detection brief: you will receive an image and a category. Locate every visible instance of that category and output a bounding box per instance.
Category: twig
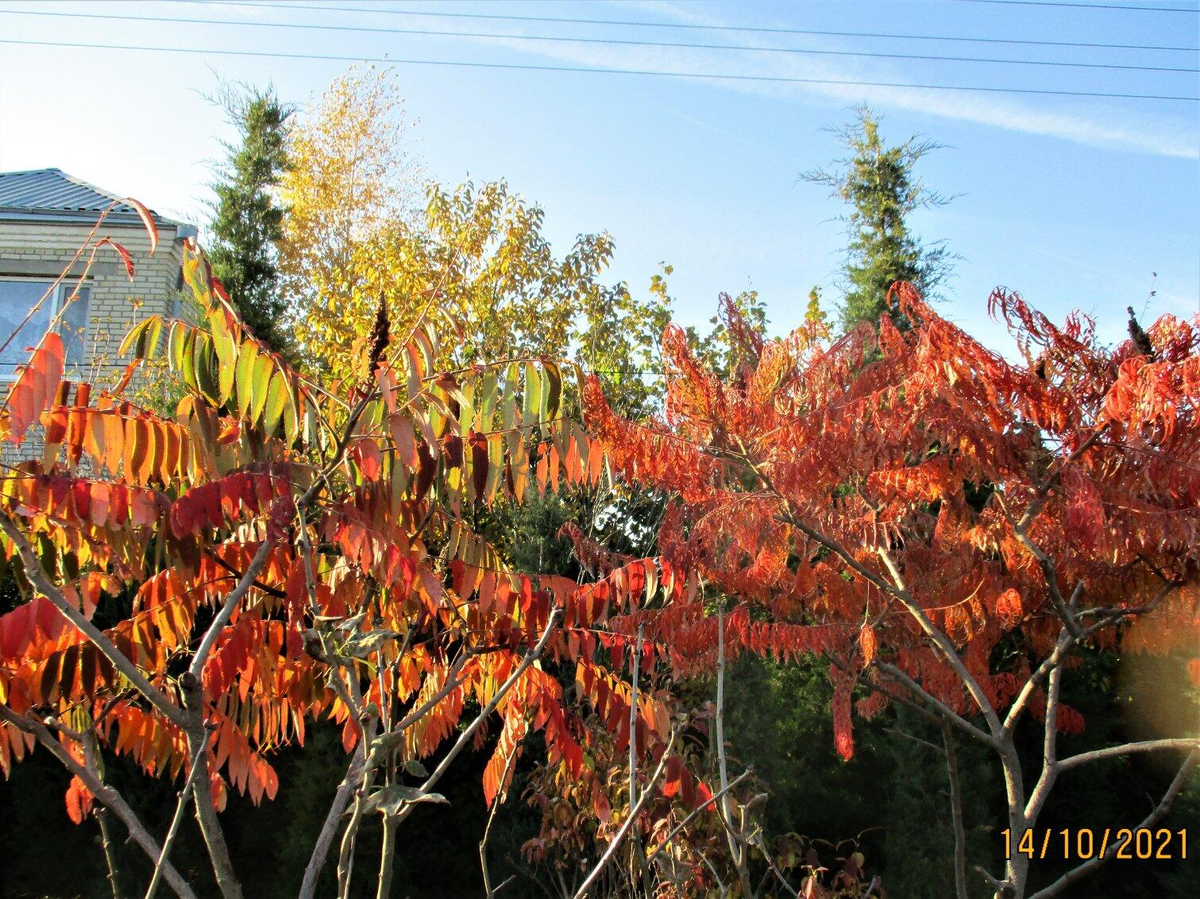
[298,751,364,899]
[572,731,678,899]
[873,662,998,748]
[1056,738,1200,772]
[1027,751,1198,899]
[0,707,196,899]
[392,608,564,826]
[714,597,751,893]
[480,743,521,898]
[644,770,753,865]
[144,729,211,899]
[942,723,969,899]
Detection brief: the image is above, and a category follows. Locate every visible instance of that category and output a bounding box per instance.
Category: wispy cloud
[515,0,1200,159]
[172,0,1198,158]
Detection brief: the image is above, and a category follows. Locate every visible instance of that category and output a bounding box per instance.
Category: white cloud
[517,0,1200,159]
[154,0,1200,158]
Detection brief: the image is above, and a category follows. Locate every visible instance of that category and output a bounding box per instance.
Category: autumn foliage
[578,287,1199,897]
[0,223,715,898]
[0,202,1195,899]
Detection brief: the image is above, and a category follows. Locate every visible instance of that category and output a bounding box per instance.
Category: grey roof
[0,168,181,226]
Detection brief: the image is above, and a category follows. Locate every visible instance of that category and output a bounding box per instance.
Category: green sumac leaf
[168,322,188,373]
[456,380,475,438]
[119,316,163,360]
[545,362,562,422]
[501,388,517,433]
[210,315,237,403]
[264,371,288,437]
[522,362,541,430]
[250,354,273,425]
[235,342,259,420]
[179,328,199,393]
[283,382,302,445]
[404,344,422,400]
[414,325,436,375]
[475,369,498,432]
[485,432,503,505]
[192,333,219,403]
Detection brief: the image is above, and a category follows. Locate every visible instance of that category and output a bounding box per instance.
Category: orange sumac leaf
[5,333,64,443]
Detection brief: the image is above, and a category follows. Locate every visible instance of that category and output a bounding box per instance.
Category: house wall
[0,217,185,383]
[0,217,187,467]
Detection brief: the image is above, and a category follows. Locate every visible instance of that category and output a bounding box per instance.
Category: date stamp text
[1002,828,1188,861]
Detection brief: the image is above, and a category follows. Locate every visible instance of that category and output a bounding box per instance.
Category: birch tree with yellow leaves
[278,66,669,414]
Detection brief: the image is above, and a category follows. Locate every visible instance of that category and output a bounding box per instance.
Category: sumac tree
[579,288,1198,899]
[0,215,712,899]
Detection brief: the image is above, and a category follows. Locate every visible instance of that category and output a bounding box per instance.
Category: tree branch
[1027,751,1197,899]
[187,540,273,681]
[480,740,521,898]
[942,722,969,899]
[1002,580,1178,736]
[1024,630,1069,821]
[874,545,1002,735]
[714,598,750,893]
[572,731,677,899]
[644,770,753,866]
[873,662,998,748]
[0,706,197,899]
[393,607,563,826]
[298,750,363,899]
[1057,739,1200,773]
[0,513,187,729]
[144,728,211,899]
[181,676,242,899]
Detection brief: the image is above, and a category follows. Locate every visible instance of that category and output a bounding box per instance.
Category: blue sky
[1,0,1196,352]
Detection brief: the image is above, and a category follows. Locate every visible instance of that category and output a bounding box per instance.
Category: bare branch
[181,676,242,899]
[1024,630,1069,821]
[714,598,751,892]
[1057,739,1200,773]
[0,706,197,899]
[942,723,969,899]
[1003,580,1178,736]
[144,729,211,899]
[299,751,364,899]
[644,770,753,866]
[392,608,563,826]
[0,513,187,729]
[187,540,274,682]
[480,741,521,898]
[873,662,998,748]
[573,731,678,899]
[1027,751,1198,899]
[874,545,1002,735]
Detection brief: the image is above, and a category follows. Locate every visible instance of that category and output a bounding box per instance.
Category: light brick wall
[0,216,189,467]
[0,218,187,381]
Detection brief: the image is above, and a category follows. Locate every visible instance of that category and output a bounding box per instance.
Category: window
[0,277,91,379]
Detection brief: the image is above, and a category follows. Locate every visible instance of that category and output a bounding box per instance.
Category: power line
[957,0,1197,12]
[2,36,1195,102]
[6,8,1194,74]
[186,0,1199,53]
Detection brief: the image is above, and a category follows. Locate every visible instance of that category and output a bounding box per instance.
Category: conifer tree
[803,105,953,330]
[208,83,292,353]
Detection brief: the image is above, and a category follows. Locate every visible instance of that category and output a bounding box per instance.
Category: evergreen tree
[208,83,292,353]
[803,105,954,330]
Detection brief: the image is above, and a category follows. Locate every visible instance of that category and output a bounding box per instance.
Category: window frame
[0,275,92,381]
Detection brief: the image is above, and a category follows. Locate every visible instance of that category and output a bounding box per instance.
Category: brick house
[0,168,195,385]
